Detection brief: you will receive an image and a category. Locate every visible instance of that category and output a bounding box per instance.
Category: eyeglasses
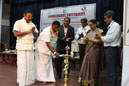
[28,16,33,19]
[25,15,33,19]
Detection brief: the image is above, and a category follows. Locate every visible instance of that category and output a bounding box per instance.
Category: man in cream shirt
[13,9,38,86]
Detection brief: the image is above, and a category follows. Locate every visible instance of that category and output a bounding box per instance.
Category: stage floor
[0,62,121,86]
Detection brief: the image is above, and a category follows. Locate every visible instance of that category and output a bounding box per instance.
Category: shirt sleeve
[31,23,39,33]
[35,28,39,33]
[13,21,20,31]
[101,23,120,43]
[42,29,51,42]
[75,28,80,39]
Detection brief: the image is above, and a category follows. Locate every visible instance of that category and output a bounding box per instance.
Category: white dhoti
[17,50,35,86]
[36,51,55,82]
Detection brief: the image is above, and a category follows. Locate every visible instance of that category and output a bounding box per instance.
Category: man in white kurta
[36,21,60,83]
[13,9,38,86]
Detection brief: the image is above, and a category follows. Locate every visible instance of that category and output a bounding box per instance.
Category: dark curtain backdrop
[7,0,123,47]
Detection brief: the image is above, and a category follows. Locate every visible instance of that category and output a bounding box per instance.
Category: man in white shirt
[13,9,38,86]
[76,18,90,67]
[36,21,60,83]
[96,10,121,86]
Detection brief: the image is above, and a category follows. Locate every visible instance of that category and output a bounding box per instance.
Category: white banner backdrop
[122,0,129,86]
[40,3,96,34]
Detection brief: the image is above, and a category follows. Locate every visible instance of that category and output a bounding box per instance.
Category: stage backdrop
[122,0,129,86]
[40,3,96,34]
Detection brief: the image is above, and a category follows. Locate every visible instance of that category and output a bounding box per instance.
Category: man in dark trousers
[56,17,74,79]
[76,18,90,67]
[96,10,121,86]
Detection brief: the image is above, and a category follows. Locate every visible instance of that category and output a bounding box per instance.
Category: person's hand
[95,34,101,39]
[26,27,36,33]
[78,34,81,37]
[84,36,89,42]
[65,38,70,42]
[62,36,66,41]
[80,33,84,37]
[55,52,60,58]
[78,34,81,39]
[78,33,83,39]
[78,34,82,39]
[32,27,36,33]
[86,37,89,41]
[79,34,83,37]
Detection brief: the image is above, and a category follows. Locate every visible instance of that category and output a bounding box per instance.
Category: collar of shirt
[64,27,68,36]
[81,26,87,30]
[64,27,68,29]
[108,20,115,29]
[78,26,86,33]
[22,18,32,24]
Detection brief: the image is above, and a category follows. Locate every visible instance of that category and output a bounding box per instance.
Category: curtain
[0,0,2,43]
[9,0,123,47]
[5,0,40,4]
